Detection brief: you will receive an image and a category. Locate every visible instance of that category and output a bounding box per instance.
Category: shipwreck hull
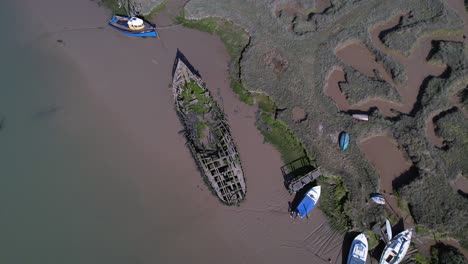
[171,53,246,204]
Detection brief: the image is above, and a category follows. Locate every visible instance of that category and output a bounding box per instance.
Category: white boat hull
[347,233,368,264]
[379,229,412,264]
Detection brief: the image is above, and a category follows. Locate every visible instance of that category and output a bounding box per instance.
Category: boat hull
[296,186,321,218]
[347,233,368,264]
[171,52,246,204]
[379,229,412,264]
[108,15,157,37]
[339,132,350,150]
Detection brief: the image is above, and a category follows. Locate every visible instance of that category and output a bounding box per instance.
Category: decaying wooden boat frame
[171,56,246,204]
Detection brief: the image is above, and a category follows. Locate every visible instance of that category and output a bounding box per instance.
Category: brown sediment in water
[335,39,395,85]
[15,0,342,262]
[425,112,445,148]
[326,12,463,116]
[359,135,412,194]
[324,66,349,110]
[323,66,402,116]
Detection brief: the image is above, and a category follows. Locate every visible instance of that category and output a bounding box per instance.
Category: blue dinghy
[108,15,157,37]
[347,233,368,264]
[339,131,350,150]
[295,186,321,218]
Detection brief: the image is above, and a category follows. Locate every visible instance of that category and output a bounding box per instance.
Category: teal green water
[0,3,147,263]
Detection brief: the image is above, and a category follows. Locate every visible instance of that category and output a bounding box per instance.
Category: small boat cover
[347,233,368,264]
[296,186,321,218]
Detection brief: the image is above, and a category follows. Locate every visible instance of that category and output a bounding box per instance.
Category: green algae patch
[257,112,307,163]
[317,175,352,232]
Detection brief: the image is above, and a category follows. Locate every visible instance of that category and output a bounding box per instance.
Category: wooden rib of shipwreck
[171,54,246,204]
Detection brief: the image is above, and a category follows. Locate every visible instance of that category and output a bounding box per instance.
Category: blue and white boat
[371,193,386,205]
[379,229,412,264]
[294,186,321,218]
[108,15,157,37]
[339,131,350,150]
[347,233,368,264]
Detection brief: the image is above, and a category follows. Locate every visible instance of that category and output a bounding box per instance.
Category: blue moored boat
[294,186,321,218]
[108,15,157,37]
[339,131,350,150]
[347,233,368,264]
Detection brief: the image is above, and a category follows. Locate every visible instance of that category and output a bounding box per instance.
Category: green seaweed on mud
[231,78,253,105]
[317,175,352,232]
[255,93,276,114]
[257,112,307,163]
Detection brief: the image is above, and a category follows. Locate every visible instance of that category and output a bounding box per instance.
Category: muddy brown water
[327,13,463,117]
[324,66,350,110]
[359,136,412,194]
[7,0,342,263]
[324,66,402,116]
[335,39,395,85]
[358,136,418,238]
